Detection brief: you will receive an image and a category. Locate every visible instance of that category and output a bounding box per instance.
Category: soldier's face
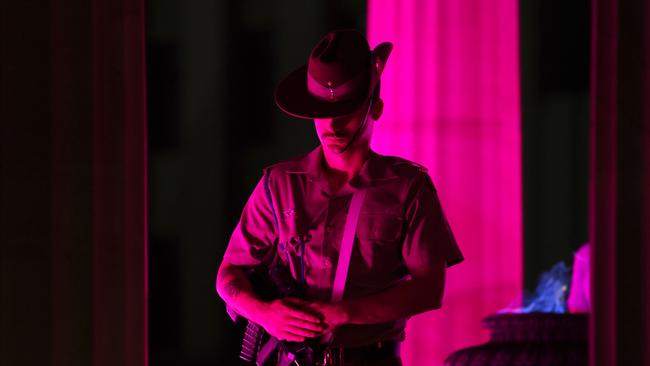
[314,100,375,154]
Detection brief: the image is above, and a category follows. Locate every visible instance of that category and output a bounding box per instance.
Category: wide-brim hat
[275,29,393,119]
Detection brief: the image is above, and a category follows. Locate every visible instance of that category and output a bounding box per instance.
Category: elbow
[215,274,233,304]
[428,289,444,310]
[408,297,442,317]
[421,296,443,312]
[409,261,446,313]
[428,286,444,310]
[215,275,224,299]
[216,286,228,304]
[215,260,230,299]
[215,274,224,301]
[215,261,249,303]
[430,299,443,311]
[409,275,445,313]
[408,287,444,315]
[417,280,444,312]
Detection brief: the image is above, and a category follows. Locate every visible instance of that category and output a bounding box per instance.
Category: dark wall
[1,2,52,364]
[146,1,366,364]
[520,0,591,290]
[1,1,147,365]
[590,0,650,363]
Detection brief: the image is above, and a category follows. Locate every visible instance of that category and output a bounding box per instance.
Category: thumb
[284,297,309,306]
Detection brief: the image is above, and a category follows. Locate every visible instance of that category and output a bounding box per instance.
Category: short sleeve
[402,172,464,271]
[222,170,279,268]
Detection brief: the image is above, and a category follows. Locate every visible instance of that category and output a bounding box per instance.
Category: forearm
[216,263,266,324]
[217,262,328,342]
[341,276,443,325]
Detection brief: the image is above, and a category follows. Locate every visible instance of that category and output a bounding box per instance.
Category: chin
[324,142,348,154]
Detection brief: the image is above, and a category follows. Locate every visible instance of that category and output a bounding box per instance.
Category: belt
[321,340,401,365]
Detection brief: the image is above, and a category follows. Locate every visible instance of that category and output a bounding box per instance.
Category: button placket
[321,199,337,278]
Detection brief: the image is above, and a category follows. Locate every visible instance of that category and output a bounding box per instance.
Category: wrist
[247,297,270,324]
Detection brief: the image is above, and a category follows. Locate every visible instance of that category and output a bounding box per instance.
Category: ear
[371,98,384,121]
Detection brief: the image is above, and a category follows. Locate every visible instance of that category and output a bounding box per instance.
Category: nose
[330,116,350,130]
[316,116,352,136]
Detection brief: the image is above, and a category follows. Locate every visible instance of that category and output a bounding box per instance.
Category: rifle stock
[227,263,306,365]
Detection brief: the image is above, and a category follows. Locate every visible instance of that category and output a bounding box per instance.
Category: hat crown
[274,29,392,119]
[308,30,371,88]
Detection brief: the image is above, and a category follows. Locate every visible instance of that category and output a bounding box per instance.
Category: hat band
[307,71,366,103]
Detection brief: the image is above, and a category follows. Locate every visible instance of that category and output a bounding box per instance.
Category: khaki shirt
[223,145,463,347]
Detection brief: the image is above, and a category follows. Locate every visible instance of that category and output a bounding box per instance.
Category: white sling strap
[330,189,366,302]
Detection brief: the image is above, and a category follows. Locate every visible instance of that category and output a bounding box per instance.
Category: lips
[324,132,347,139]
[325,136,347,142]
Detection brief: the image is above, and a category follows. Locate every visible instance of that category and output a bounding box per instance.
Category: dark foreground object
[445,313,588,366]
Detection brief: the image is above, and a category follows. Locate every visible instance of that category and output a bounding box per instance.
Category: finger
[284,297,309,306]
[288,311,321,324]
[286,318,326,332]
[285,308,321,324]
[278,331,305,343]
[285,325,322,338]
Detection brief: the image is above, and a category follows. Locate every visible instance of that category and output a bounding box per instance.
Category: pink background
[368,0,523,364]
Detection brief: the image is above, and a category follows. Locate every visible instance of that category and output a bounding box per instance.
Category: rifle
[227,262,322,366]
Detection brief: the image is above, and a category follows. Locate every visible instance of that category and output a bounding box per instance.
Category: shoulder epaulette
[391,159,428,173]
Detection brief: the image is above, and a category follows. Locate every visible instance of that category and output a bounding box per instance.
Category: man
[216,29,463,366]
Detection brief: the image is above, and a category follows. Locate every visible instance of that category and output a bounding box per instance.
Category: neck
[321,142,370,182]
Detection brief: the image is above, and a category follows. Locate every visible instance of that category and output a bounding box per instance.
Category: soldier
[216,29,463,366]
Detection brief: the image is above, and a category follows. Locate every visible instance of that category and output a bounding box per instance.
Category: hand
[308,301,348,330]
[255,297,328,342]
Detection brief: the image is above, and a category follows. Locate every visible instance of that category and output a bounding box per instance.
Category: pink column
[367,0,522,364]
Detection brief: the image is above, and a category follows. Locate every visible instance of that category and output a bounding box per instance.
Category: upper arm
[402,172,463,271]
[409,260,446,308]
[401,172,462,307]
[221,171,279,269]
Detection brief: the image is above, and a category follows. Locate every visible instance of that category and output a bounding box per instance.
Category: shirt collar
[286,144,400,192]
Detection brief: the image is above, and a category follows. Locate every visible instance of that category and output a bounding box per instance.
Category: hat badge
[326,81,337,101]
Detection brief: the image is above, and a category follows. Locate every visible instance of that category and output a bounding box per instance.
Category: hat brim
[274,65,372,119]
[275,42,393,120]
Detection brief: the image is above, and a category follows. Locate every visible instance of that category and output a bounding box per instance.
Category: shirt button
[323,259,331,268]
[326,225,334,233]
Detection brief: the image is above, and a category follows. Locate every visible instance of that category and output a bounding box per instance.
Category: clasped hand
[256,297,347,342]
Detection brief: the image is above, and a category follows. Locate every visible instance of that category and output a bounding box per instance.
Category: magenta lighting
[367,0,522,365]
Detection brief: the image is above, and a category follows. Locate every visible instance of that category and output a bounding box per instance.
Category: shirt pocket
[356,212,404,243]
[351,213,405,285]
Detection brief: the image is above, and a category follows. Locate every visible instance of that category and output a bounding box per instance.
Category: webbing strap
[331,189,366,302]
